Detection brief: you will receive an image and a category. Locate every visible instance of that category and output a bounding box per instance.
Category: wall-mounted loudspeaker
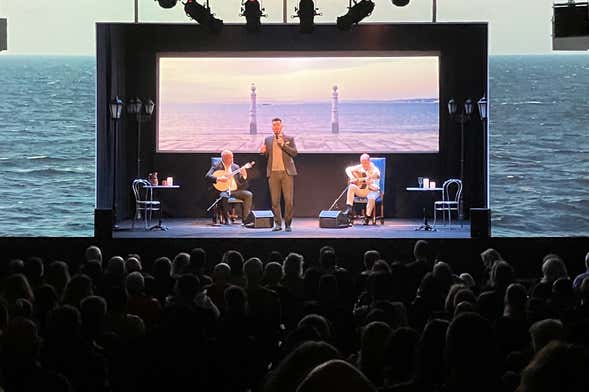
[319,210,350,228]
[244,210,275,228]
[470,208,491,238]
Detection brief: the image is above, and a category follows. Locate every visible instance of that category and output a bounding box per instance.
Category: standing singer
[259,118,298,232]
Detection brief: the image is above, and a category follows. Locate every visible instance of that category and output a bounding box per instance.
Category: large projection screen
[157,52,439,153]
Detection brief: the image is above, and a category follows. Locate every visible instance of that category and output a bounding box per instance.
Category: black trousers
[219,189,253,220]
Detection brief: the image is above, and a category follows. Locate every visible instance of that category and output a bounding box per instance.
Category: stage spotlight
[156,0,178,8]
[294,0,321,33]
[241,0,266,33]
[391,0,410,6]
[184,0,223,33]
[336,0,375,31]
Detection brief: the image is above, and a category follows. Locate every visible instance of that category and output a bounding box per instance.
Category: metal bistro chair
[352,157,386,225]
[210,157,244,224]
[433,179,463,228]
[131,179,161,230]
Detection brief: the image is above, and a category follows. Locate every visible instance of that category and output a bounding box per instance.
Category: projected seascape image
[158,55,439,153]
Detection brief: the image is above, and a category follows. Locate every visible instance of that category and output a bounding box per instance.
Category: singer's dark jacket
[262,135,298,177]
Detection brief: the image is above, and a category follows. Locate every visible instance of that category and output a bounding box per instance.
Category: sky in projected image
[158,55,439,153]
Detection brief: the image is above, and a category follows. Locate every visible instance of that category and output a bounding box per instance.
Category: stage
[112,218,471,239]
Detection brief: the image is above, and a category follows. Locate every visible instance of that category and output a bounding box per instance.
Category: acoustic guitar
[212,161,255,192]
[348,169,379,191]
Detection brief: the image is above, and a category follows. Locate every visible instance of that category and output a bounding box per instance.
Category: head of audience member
[45,261,70,297]
[480,248,503,271]
[8,258,25,275]
[551,278,574,306]
[318,245,335,262]
[125,257,142,274]
[296,359,377,392]
[360,153,371,171]
[80,260,103,289]
[152,256,172,280]
[318,274,338,305]
[445,312,499,389]
[371,259,391,273]
[367,271,394,303]
[385,326,420,385]
[62,274,93,309]
[84,245,103,264]
[491,261,514,290]
[212,262,231,285]
[504,283,528,318]
[298,314,332,342]
[433,261,453,294]
[224,285,247,317]
[174,274,201,304]
[80,295,107,342]
[172,252,190,276]
[244,257,264,288]
[518,341,589,392]
[529,319,564,353]
[2,317,42,365]
[319,249,336,272]
[416,272,444,310]
[188,247,207,275]
[459,273,476,290]
[264,341,340,392]
[221,149,234,167]
[23,256,44,288]
[363,250,381,272]
[358,321,391,387]
[414,318,449,385]
[12,298,33,319]
[105,256,126,278]
[264,262,283,287]
[445,284,467,315]
[454,301,476,318]
[453,289,476,312]
[413,240,432,262]
[267,250,284,264]
[283,252,304,279]
[541,254,568,284]
[33,284,58,329]
[126,271,145,297]
[281,325,323,356]
[304,267,322,301]
[1,273,34,306]
[580,277,589,305]
[224,250,245,277]
[105,285,129,315]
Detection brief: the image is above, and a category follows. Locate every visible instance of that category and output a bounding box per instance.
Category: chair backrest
[442,179,462,202]
[211,157,221,167]
[132,179,151,202]
[371,157,386,195]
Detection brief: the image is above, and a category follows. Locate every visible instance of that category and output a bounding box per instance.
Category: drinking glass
[418,177,424,188]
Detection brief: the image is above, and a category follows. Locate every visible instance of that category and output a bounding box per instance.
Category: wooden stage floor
[113,218,471,239]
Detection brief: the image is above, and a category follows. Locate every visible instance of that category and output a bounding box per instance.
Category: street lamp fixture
[109,96,124,230]
[127,97,156,180]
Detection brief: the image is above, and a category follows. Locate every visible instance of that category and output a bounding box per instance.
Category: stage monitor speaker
[244,210,274,228]
[470,208,491,238]
[319,210,350,228]
[94,208,113,240]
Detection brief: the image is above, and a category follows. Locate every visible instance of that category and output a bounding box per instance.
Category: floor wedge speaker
[244,210,275,228]
[470,208,491,238]
[319,210,350,228]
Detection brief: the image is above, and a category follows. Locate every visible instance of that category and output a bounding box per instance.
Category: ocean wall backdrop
[0,54,587,237]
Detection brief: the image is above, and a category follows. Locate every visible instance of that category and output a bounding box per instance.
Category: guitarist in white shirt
[343,153,380,225]
[205,149,253,224]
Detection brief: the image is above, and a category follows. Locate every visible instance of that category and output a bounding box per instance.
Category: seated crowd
[1,242,589,392]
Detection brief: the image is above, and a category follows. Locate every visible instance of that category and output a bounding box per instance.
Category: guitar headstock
[245,161,255,169]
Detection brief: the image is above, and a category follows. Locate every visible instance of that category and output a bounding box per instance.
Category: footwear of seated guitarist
[343,153,380,224]
[205,150,254,224]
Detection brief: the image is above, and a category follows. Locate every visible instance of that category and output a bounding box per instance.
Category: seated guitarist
[205,150,253,224]
[343,153,380,225]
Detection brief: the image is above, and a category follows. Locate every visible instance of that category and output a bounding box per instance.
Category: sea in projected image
[0,55,588,237]
[158,100,439,153]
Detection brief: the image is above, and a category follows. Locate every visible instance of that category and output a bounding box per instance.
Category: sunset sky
[159,56,439,104]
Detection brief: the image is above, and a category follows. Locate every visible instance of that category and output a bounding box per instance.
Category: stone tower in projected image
[0,18,7,51]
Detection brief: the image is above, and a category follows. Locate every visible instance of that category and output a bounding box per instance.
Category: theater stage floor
[113,218,470,239]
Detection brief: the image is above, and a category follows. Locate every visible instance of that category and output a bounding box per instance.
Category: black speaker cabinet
[319,210,350,228]
[94,208,113,240]
[244,210,275,228]
[470,208,491,238]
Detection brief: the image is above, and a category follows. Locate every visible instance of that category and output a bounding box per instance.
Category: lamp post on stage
[109,96,124,231]
[477,95,488,208]
[127,97,155,179]
[448,97,474,222]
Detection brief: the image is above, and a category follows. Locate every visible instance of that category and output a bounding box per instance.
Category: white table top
[144,185,180,189]
[406,187,443,191]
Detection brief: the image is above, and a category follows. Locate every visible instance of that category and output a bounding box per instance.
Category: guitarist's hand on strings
[217,176,229,183]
